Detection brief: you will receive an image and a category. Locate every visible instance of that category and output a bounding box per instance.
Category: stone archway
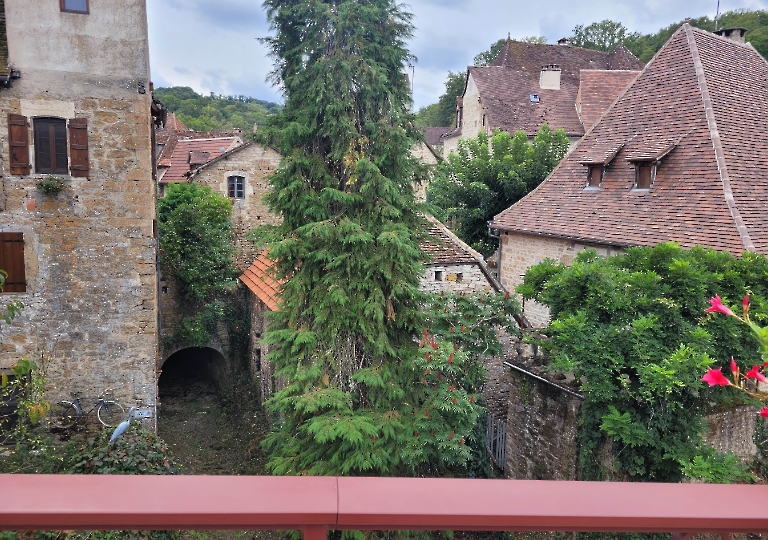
[158,347,229,394]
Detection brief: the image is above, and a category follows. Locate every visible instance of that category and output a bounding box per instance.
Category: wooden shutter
[0,232,26,293]
[8,114,30,175]
[68,117,89,177]
[636,164,652,189]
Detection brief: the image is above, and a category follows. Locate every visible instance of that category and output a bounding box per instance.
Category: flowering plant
[702,294,768,416]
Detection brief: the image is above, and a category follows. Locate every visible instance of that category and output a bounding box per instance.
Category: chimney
[539,64,561,90]
[714,27,748,44]
[557,37,568,45]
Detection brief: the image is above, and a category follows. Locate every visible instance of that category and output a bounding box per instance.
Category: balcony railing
[2,475,767,539]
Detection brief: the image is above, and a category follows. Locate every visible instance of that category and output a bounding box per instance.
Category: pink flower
[759,407,768,418]
[743,294,750,318]
[702,367,732,386]
[705,296,735,316]
[745,365,767,383]
[730,357,739,375]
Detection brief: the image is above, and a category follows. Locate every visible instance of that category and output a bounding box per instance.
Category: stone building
[491,24,768,326]
[442,38,643,155]
[188,141,282,268]
[0,0,159,413]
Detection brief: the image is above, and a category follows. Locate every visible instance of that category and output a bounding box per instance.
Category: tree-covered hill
[154,86,282,132]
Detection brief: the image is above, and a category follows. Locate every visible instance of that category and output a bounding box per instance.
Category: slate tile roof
[421,127,452,146]
[491,25,768,256]
[159,136,242,184]
[576,70,641,131]
[240,250,281,312]
[469,40,643,137]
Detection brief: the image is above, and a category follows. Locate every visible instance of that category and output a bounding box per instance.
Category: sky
[146,0,768,111]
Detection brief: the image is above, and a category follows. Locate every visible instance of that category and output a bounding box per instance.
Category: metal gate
[486,413,506,471]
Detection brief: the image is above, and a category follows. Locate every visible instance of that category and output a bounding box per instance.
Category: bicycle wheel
[48,401,80,431]
[97,400,125,427]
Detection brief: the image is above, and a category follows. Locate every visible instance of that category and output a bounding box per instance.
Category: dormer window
[586,165,603,187]
[634,162,655,190]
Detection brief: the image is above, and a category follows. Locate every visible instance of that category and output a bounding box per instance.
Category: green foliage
[519,243,768,481]
[35,176,66,196]
[157,182,240,348]
[621,10,768,62]
[415,72,465,128]
[428,126,569,256]
[0,269,23,328]
[569,20,636,52]
[256,0,511,477]
[680,448,752,483]
[0,355,51,455]
[473,39,507,66]
[154,86,280,131]
[70,423,181,475]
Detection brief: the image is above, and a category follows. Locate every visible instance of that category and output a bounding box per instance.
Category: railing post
[302,526,328,540]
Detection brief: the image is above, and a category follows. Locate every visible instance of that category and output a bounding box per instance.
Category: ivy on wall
[519,243,767,481]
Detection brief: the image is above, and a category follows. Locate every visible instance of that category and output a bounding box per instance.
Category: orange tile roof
[491,25,768,256]
[159,137,241,184]
[240,250,281,312]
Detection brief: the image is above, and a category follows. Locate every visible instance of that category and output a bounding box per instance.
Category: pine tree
[257,0,469,476]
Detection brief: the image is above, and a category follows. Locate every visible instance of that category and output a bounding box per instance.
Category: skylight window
[530,94,540,103]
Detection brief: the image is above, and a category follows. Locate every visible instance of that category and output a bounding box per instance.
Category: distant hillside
[624,9,768,62]
[154,86,281,132]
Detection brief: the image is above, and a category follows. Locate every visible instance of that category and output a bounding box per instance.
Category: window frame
[228,175,245,199]
[0,233,26,293]
[33,117,69,175]
[586,165,604,188]
[634,162,655,190]
[60,0,89,14]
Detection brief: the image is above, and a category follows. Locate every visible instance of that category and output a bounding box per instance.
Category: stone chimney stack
[539,64,561,90]
[714,27,748,44]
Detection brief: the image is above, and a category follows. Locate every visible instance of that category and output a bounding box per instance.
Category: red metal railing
[2,475,767,539]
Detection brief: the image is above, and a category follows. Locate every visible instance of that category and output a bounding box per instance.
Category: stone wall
[191,143,282,267]
[420,263,496,295]
[498,231,624,326]
[0,0,158,416]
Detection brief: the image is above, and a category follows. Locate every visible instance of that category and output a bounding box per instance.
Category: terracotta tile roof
[577,70,641,131]
[491,25,768,256]
[240,250,281,312]
[159,137,242,184]
[469,41,643,137]
[421,127,452,146]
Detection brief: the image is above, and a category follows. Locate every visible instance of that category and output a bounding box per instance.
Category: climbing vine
[519,243,768,482]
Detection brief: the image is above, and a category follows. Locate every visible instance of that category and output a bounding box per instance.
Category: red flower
[705,296,735,316]
[504,291,510,300]
[702,367,732,386]
[425,351,430,363]
[730,357,739,375]
[746,365,767,383]
[760,407,768,418]
[448,354,453,364]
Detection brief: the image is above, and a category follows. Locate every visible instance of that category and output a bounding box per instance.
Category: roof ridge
[685,24,755,253]
[188,140,256,178]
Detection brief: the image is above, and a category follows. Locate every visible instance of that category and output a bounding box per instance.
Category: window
[60,0,89,13]
[7,114,89,177]
[434,270,443,281]
[228,175,245,198]
[635,163,654,189]
[34,118,68,174]
[0,233,26,293]
[587,165,603,187]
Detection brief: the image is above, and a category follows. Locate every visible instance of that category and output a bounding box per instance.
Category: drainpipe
[488,221,500,282]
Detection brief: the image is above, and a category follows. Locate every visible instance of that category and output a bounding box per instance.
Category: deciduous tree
[428,126,569,256]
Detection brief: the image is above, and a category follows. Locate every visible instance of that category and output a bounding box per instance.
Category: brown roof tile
[470,41,643,137]
[491,25,768,256]
[159,137,242,184]
[577,70,641,131]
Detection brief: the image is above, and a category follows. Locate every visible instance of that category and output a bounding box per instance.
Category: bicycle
[49,389,125,430]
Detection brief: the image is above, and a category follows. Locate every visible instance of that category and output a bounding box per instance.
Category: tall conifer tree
[258,0,462,475]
